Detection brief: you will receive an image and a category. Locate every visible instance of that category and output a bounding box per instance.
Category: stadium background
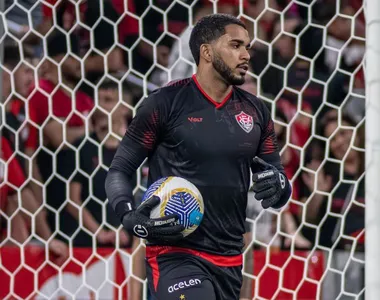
[0,0,365,299]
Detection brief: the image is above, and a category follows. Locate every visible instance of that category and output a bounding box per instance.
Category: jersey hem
[146,245,243,267]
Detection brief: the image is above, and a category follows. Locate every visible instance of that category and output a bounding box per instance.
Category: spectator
[152,3,213,86]
[1,41,68,263]
[121,0,191,76]
[41,0,126,91]
[65,108,131,247]
[27,29,94,241]
[300,112,364,249]
[270,107,311,249]
[2,43,36,167]
[300,111,365,299]
[4,0,50,55]
[0,136,69,265]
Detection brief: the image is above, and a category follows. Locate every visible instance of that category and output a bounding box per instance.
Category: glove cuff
[272,172,292,209]
[115,201,134,222]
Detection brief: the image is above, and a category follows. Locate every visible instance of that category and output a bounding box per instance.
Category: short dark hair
[47,29,80,58]
[98,78,119,91]
[3,43,34,69]
[189,14,246,65]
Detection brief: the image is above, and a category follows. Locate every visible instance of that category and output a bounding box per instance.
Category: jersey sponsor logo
[168,278,201,293]
[133,225,148,238]
[188,117,203,123]
[235,111,253,133]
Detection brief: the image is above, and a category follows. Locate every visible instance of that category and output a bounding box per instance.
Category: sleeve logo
[235,111,254,133]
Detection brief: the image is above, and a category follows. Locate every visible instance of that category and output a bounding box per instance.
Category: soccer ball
[141,176,204,237]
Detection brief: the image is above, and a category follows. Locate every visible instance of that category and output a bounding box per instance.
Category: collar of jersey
[192,74,233,109]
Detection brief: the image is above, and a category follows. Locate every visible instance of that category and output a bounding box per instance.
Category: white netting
[0,0,366,299]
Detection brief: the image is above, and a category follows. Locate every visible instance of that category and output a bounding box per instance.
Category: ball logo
[235,111,253,133]
[133,225,148,238]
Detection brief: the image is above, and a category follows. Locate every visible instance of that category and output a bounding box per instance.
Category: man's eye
[232,44,239,49]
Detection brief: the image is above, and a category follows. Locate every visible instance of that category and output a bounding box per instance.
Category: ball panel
[142,176,169,202]
[141,176,204,237]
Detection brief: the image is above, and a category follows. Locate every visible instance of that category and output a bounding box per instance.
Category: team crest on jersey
[235,111,253,133]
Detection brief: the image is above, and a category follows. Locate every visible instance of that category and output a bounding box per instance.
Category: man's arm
[105,92,184,241]
[105,92,165,220]
[251,102,292,209]
[43,119,86,149]
[25,148,44,206]
[68,181,116,244]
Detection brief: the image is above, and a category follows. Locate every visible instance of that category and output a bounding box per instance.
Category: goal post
[365,0,380,298]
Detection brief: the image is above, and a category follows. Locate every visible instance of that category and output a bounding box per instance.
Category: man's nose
[241,48,250,62]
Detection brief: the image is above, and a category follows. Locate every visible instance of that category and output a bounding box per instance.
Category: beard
[212,52,246,86]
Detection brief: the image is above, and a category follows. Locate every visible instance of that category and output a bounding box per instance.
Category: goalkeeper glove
[251,157,291,209]
[121,196,185,242]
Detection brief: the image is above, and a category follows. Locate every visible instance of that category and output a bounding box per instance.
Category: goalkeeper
[105,14,291,300]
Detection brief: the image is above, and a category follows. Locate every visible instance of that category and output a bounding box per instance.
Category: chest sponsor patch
[235,111,253,133]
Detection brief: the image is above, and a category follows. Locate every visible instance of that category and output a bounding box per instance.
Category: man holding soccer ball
[105,14,291,300]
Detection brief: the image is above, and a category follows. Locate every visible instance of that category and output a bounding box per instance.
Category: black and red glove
[251,157,291,209]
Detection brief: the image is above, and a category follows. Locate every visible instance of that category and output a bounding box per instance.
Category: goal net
[0,0,366,299]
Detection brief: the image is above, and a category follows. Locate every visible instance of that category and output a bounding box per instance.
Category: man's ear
[199,44,212,63]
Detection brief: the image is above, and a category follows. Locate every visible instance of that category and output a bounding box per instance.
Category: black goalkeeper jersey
[108,75,284,255]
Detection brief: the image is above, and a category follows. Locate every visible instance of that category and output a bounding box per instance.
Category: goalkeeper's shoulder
[139,77,193,109]
[234,87,272,119]
[149,77,193,97]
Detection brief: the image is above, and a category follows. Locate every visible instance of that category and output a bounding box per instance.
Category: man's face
[14,62,34,99]
[61,54,81,83]
[3,61,34,100]
[93,108,128,144]
[98,88,119,112]
[211,24,251,85]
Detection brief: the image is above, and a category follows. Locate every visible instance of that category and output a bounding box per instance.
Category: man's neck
[195,68,232,103]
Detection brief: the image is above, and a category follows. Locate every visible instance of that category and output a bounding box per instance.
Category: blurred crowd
[0,0,365,298]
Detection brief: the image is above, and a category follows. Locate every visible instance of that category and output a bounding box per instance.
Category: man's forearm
[105,169,136,221]
[20,188,52,240]
[44,120,86,148]
[305,194,325,223]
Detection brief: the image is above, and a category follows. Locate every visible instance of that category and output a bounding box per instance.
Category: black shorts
[146,246,243,300]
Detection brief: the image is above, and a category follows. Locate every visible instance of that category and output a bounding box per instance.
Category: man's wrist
[115,201,134,222]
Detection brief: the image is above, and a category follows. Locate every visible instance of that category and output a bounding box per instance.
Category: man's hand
[121,196,185,242]
[48,239,69,266]
[97,229,116,245]
[251,157,289,209]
